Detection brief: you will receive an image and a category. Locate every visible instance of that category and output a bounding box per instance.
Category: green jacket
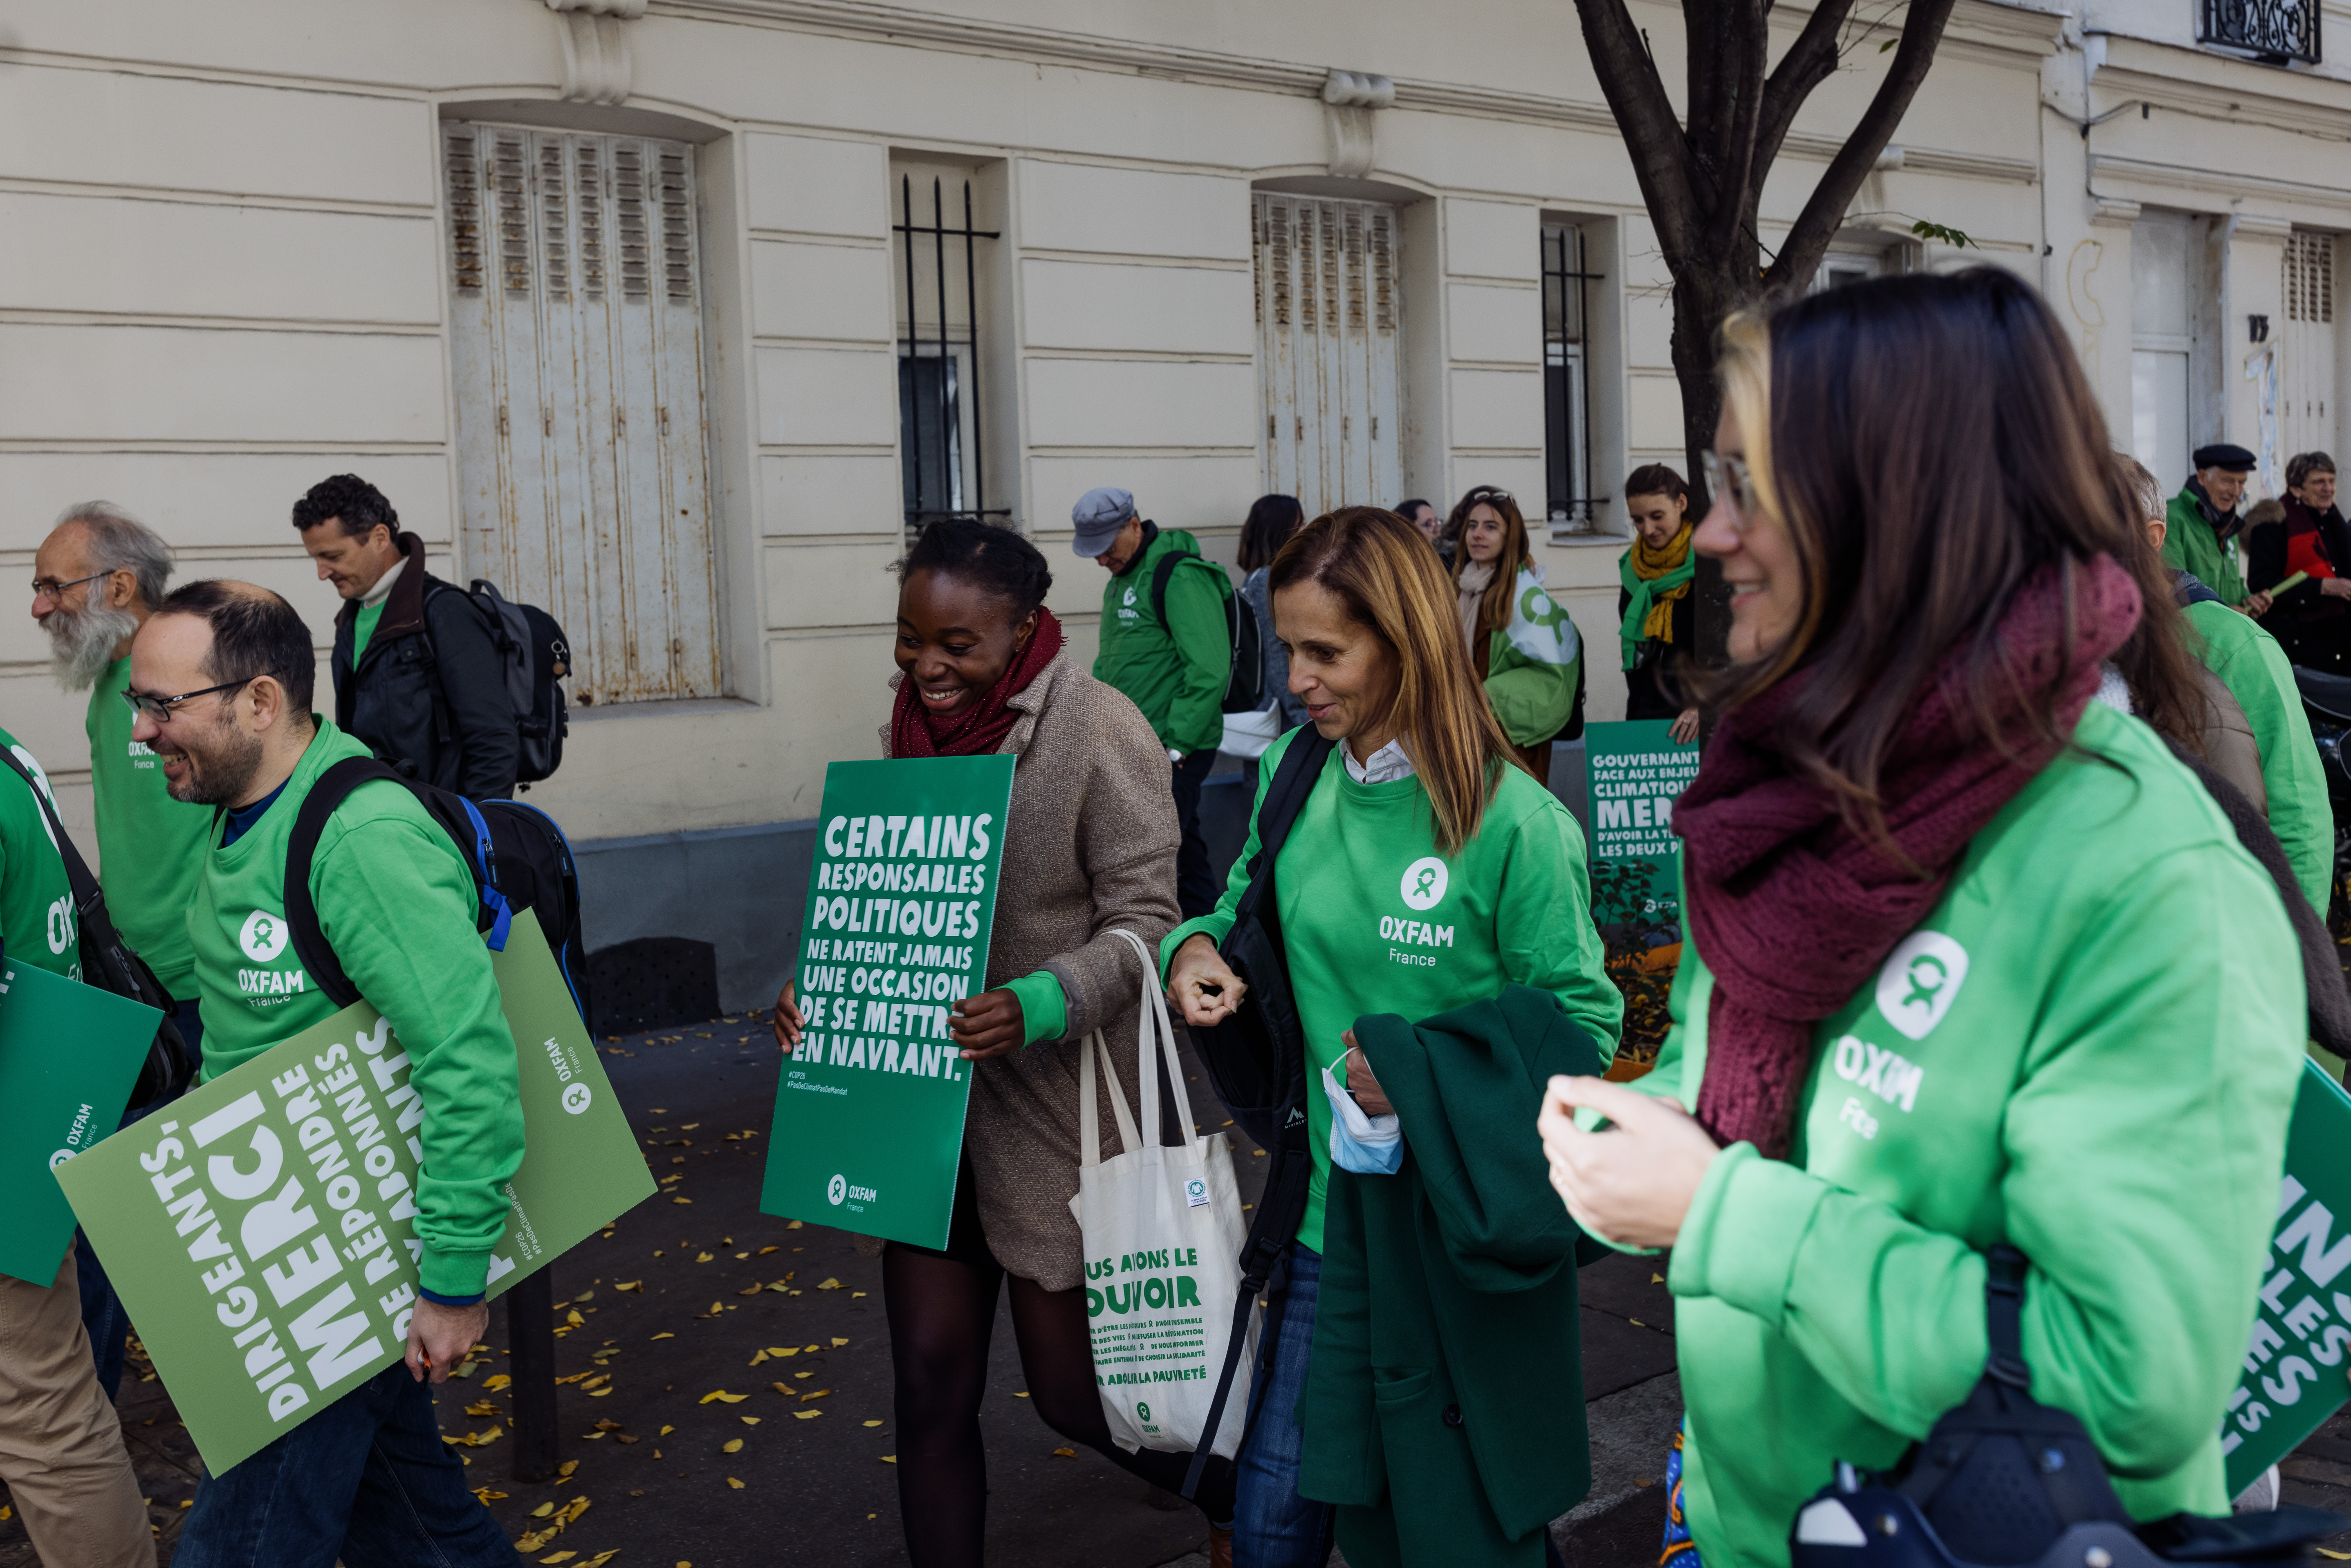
[1092,523,1230,756]
[188,721,525,1299]
[1619,702,2302,1568]
[1481,568,1583,748]
[0,728,82,983]
[2164,483,2249,606]
[2180,597,2332,910]
[1300,985,1608,1566]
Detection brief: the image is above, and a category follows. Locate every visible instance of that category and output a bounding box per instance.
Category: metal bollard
[508,1269,561,1481]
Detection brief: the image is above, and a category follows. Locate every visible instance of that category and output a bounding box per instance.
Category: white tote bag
[1070,929,1258,1459]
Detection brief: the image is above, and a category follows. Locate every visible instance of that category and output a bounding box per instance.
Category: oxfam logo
[1137,1400,1152,1423]
[239,910,289,963]
[561,1082,593,1115]
[827,1174,847,1206]
[1399,857,1448,911]
[48,1149,74,1170]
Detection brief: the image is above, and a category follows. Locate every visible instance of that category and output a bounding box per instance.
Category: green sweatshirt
[1094,524,1230,756]
[1481,568,1584,748]
[1162,729,1622,1252]
[88,656,208,997]
[187,720,524,1299]
[2181,599,2331,910]
[0,727,82,983]
[2164,485,2249,606]
[1621,702,2301,1568]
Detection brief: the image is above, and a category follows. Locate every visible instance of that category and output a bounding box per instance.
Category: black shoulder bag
[1790,1247,2342,1568]
[0,749,192,1109]
[1179,727,1333,1498]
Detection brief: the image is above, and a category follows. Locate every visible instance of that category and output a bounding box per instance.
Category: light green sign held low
[56,911,655,1475]
[761,755,1016,1249]
[2223,1059,2351,1496]
[0,962,161,1284]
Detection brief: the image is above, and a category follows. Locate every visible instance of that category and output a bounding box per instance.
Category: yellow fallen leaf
[767,1347,797,1357]
[864,1420,884,1428]
[466,1401,501,1418]
[741,1416,761,1425]
[726,1477,745,1489]
[660,1426,675,1436]
[803,1344,820,1353]
[565,1310,586,1327]
[771,1382,794,1395]
[735,1285,763,1297]
[581,1375,608,1390]
[541,1552,577,1564]
[2315,1552,2351,1562]
[723,1438,744,1453]
[852,1292,868,1299]
[816,1278,842,1290]
[1051,1447,1076,1458]
[483,1374,513,1392]
[1651,1273,1665,1284]
[700,1390,749,1404]
[695,1252,713,1263]
[749,1350,769,1366]
[786,1220,803,1230]
[615,1281,642,1292]
[881,1454,897,1463]
[559,1461,579,1477]
[802,1389,830,1401]
[588,1387,613,1397]
[757,1245,779,1255]
[516,1530,553,1552]
[830,1337,849,1348]
[530,1501,556,1519]
[562,1497,592,1524]
[650,1332,674,1340]
[586,1554,620,1567]
[794,1410,822,1420]
[471,1487,508,1503]
[673,1198,692,1205]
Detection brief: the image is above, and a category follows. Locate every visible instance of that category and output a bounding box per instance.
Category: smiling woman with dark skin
[773,518,1234,1567]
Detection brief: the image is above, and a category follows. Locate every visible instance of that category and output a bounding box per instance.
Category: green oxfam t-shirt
[88,656,209,997]
[1163,731,1623,1251]
[187,719,524,1298]
[0,727,82,984]
[353,598,388,664]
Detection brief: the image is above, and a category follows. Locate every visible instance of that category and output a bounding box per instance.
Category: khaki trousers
[0,1244,153,1568]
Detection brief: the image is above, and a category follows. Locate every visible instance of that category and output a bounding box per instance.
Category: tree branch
[1753,0,1855,177]
[1572,0,1705,264]
[1765,0,1960,293]
[1703,0,1773,258]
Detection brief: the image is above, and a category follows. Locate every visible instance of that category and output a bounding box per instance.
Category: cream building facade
[2,0,2344,1005]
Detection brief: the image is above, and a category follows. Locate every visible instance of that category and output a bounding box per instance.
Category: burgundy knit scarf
[888,608,1066,759]
[1673,555,2140,1157]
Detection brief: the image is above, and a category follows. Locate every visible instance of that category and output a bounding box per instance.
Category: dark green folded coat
[1297,983,1609,1561]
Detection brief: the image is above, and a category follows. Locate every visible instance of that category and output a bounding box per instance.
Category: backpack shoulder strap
[1232,729,1335,926]
[1982,1244,2030,1389]
[0,745,102,912]
[1149,550,1181,626]
[286,756,411,1009]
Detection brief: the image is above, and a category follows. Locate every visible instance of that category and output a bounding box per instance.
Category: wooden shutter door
[2284,233,2338,464]
[1255,193,1401,520]
[446,123,721,707]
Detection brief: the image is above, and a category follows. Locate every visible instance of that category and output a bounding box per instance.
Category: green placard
[0,963,161,1284]
[1581,720,1702,1066]
[56,910,655,1475]
[2223,1059,2351,1495]
[760,755,1016,1249]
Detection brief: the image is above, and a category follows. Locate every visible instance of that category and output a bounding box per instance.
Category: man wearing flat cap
[2163,443,2269,616]
[1072,485,1233,918]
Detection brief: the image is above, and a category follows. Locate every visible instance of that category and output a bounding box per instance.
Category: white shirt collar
[361,554,407,609]
[1344,737,1415,785]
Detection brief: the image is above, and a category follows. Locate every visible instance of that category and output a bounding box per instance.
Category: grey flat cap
[1070,487,1137,556]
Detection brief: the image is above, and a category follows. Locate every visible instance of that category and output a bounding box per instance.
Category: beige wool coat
[876,646,1182,1291]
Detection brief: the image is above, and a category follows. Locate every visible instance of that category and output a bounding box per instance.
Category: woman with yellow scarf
[1617,464,1700,742]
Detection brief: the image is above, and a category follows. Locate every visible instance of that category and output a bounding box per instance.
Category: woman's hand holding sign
[949,989,1026,1061]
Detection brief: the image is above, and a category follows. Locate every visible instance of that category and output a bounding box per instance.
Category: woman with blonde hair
[1539,271,2303,1568]
[1167,506,1622,1567]
[1448,485,1584,781]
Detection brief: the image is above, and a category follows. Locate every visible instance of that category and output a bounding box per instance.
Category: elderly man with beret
[2162,442,2270,617]
[1072,486,1234,919]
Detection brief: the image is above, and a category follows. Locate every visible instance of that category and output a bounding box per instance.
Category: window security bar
[897,177,1009,533]
[2201,0,2321,64]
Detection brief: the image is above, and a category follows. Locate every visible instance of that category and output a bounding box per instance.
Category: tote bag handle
[1079,929,1207,1166]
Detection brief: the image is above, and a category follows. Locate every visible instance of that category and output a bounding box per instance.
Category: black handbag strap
[1231,729,1335,928]
[1983,1244,2030,1390]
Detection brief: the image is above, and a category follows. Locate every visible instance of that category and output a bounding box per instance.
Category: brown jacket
[879,646,1183,1290]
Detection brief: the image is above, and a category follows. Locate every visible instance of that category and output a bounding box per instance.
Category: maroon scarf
[888,608,1066,759]
[1674,556,2140,1156]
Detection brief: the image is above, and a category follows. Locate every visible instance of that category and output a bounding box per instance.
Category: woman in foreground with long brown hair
[1539,271,2304,1567]
[1165,507,1622,1567]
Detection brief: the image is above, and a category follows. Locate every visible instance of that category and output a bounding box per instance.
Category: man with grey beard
[31,502,214,1398]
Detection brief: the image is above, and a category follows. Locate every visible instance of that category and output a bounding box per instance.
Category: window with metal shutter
[2284,232,2338,464]
[1254,193,1400,519]
[445,122,720,708]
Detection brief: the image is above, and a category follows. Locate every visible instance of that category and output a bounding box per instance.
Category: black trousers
[1170,748,1222,920]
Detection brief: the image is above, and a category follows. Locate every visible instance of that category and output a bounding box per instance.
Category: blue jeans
[1234,1243,1335,1568]
[79,996,204,1398]
[175,1362,519,1568]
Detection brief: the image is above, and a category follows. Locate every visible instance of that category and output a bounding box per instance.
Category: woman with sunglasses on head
[1167,507,1623,1568]
[773,518,1238,1567]
[1449,486,1584,783]
[1537,271,2305,1568]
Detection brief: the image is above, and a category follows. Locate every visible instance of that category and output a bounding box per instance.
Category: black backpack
[1175,726,1334,1497]
[424,579,572,787]
[280,757,590,1025]
[1151,552,1263,715]
[0,748,193,1110]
